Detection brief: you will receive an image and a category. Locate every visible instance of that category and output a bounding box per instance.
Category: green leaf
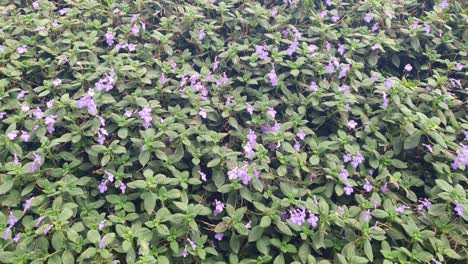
[139,150,151,166]
[248,226,264,242]
[87,230,100,243]
[275,221,293,236]
[230,233,240,254]
[403,133,420,150]
[435,179,454,192]
[363,239,373,262]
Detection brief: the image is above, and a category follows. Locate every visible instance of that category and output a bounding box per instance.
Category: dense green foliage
[0,0,467,263]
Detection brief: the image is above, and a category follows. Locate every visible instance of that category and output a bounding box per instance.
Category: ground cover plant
[0,0,467,263]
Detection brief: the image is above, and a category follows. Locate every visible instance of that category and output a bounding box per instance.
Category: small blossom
[337,206,345,217]
[128,44,136,52]
[289,207,307,226]
[53,78,62,86]
[139,106,152,129]
[98,220,105,230]
[44,224,53,235]
[337,44,345,56]
[371,23,379,32]
[17,90,28,99]
[297,129,306,140]
[98,180,108,193]
[30,153,42,172]
[213,199,225,216]
[384,79,394,89]
[344,184,354,195]
[454,200,464,216]
[7,131,18,140]
[307,212,319,228]
[13,233,21,243]
[424,24,431,34]
[58,8,67,15]
[331,13,340,23]
[199,108,207,119]
[382,92,389,109]
[309,81,318,91]
[455,63,463,71]
[364,13,373,23]
[395,205,408,213]
[182,245,188,257]
[3,228,10,240]
[363,179,373,192]
[339,85,350,95]
[381,183,389,192]
[267,107,276,119]
[119,181,126,194]
[339,169,349,181]
[255,45,269,61]
[131,24,139,35]
[268,64,278,86]
[438,0,448,9]
[98,239,105,249]
[245,221,252,229]
[404,64,413,72]
[17,45,28,54]
[422,144,433,153]
[214,233,224,241]
[247,103,254,115]
[199,171,207,182]
[347,120,357,129]
[198,29,206,40]
[8,212,18,227]
[271,8,278,17]
[20,131,30,142]
[294,140,300,151]
[362,210,372,222]
[188,238,197,250]
[319,10,328,19]
[452,145,468,170]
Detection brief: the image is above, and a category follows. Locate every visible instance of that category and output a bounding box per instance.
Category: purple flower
[344,184,354,195]
[362,210,371,222]
[213,199,224,216]
[363,179,373,192]
[139,106,152,129]
[371,23,379,32]
[17,45,28,54]
[454,201,464,216]
[98,239,105,249]
[296,129,306,140]
[404,64,413,72]
[432,258,442,264]
[98,180,108,193]
[395,205,408,213]
[267,107,276,119]
[339,85,350,95]
[30,153,42,172]
[214,233,224,241]
[247,129,257,146]
[287,38,299,56]
[289,207,307,226]
[228,163,252,185]
[464,131,468,141]
[294,140,301,151]
[212,56,219,71]
[351,153,365,168]
[384,79,394,89]
[3,228,10,240]
[438,0,448,9]
[364,13,373,23]
[325,0,332,6]
[34,216,46,227]
[128,44,136,52]
[382,92,389,109]
[319,10,327,19]
[244,143,254,158]
[51,78,62,87]
[21,103,30,112]
[339,169,349,181]
[417,198,432,211]
[246,103,254,115]
[245,221,252,229]
[8,212,18,228]
[199,171,207,182]
[215,72,228,87]
[23,197,34,213]
[255,45,269,60]
[339,64,350,79]
[7,131,18,140]
[422,144,433,153]
[183,245,188,257]
[381,183,389,192]
[18,130,29,142]
[326,63,335,74]
[452,145,468,170]
[32,107,44,120]
[131,24,139,35]
[32,1,40,9]
[337,206,345,217]
[17,90,28,99]
[98,220,105,230]
[44,224,53,235]
[309,81,318,92]
[13,233,21,243]
[198,29,206,40]
[58,8,68,15]
[188,238,197,250]
[347,120,358,129]
[105,31,114,47]
[307,212,319,228]
[331,13,340,23]
[199,108,207,119]
[271,122,281,133]
[77,93,97,115]
[271,8,278,17]
[424,24,431,34]
[268,64,278,86]
[455,63,463,71]
[95,70,115,92]
[337,44,345,56]
[119,181,126,194]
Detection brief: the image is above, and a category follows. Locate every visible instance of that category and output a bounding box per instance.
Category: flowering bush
[0,0,467,263]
